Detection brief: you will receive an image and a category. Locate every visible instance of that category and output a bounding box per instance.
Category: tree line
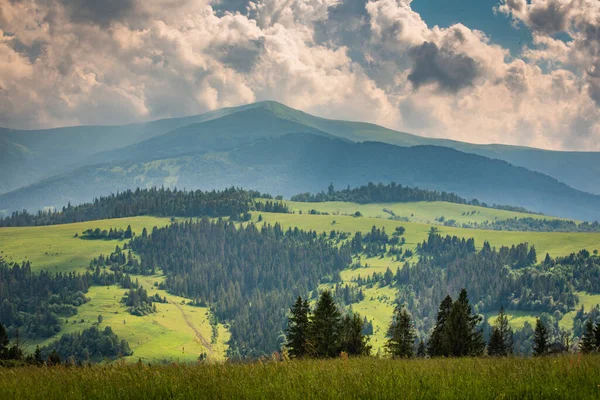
[291,182,539,214]
[286,289,566,359]
[0,187,278,227]
[453,217,600,233]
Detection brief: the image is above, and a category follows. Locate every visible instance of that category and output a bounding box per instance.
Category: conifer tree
[0,323,8,360]
[428,295,453,357]
[595,322,600,349]
[487,307,513,356]
[339,313,371,356]
[308,291,342,358]
[448,289,485,357]
[580,319,596,354]
[385,305,416,358]
[285,296,311,358]
[533,318,549,356]
[417,340,426,357]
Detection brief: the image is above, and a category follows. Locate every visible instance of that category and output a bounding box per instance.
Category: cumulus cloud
[0,0,599,150]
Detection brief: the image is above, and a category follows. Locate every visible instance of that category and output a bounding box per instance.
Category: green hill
[3,133,600,221]
[3,101,600,199]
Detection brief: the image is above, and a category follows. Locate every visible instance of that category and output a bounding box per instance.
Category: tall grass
[1,355,599,399]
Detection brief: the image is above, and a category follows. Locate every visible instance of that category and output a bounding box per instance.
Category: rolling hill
[2,101,600,199]
[2,133,600,221]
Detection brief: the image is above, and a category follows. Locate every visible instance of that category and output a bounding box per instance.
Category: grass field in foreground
[0,216,172,273]
[2,355,600,399]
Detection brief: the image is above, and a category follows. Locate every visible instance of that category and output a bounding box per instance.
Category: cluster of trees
[579,318,600,353]
[122,287,158,316]
[253,201,290,214]
[0,187,267,227]
[460,217,600,233]
[394,231,593,336]
[0,323,130,366]
[39,326,132,364]
[285,292,371,358]
[119,218,352,358]
[291,182,538,214]
[0,260,90,338]
[350,226,406,258]
[81,226,133,240]
[287,289,557,359]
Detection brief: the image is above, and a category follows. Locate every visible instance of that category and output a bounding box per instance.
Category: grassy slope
[285,200,567,225]
[251,210,600,343]
[253,211,600,258]
[2,356,600,399]
[0,217,228,362]
[25,278,229,363]
[0,217,172,274]
[2,206,600,358]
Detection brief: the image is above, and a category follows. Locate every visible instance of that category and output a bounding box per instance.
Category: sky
[1,0,600,151]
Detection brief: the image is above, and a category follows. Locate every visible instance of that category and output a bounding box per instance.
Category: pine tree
[533,318,549,356]
[285,296,311,358]
[428,295,453,357]
[0,323,8,360]
[385,305,416,358]
[487,307,513,356]
[308,291,342,358]
[339,313,371,356]
[580,319,596,353]
[448,289,485,357]
[417,340,426,357]
[527,246,537,265]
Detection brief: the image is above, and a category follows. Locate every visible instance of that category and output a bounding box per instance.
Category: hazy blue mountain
[2,133,599,221]
[0,103,268,194]
[2,101,600,196]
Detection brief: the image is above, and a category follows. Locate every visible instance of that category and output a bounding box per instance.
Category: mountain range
[1,101,600,221]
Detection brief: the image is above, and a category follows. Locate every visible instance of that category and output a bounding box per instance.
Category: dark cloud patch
[527,0,572,35]
[408,42,479,93]
[59,0,136,27]
[314,0,370,50]
[10,39,45,63]
[219,38,264,73]
[588,60,600,107]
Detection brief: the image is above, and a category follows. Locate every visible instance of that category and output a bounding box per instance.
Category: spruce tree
[580,319,596,354]
[428,295,453,357]
[285,296,311,358]
[308,291,342,358]
[0,323,8,360]
[487,307,513,356]
[385,305,416,358]
[533,318,549,356]
[339,313,371,356]
[448,289,485,357]
[595,322,600,349]
[416,340,426,357]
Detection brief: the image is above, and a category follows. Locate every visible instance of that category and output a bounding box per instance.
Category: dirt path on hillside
[170,300,214,356]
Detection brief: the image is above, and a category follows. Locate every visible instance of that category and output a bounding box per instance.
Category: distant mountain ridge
[2,132,600,221]
[1,101,600,220]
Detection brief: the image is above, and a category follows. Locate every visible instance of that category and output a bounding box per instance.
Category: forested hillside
[3,134,600,221]
[0,187,282,227]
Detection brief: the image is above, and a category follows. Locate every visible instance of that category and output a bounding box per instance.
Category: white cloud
[0,0,599,150]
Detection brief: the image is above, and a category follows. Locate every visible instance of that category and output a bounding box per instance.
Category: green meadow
[2,202,600,360]
[2,355,600,399]
[0,216,172,274]
[285,200,564,225]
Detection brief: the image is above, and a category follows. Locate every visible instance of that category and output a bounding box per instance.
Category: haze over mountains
[2,101,600,221]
